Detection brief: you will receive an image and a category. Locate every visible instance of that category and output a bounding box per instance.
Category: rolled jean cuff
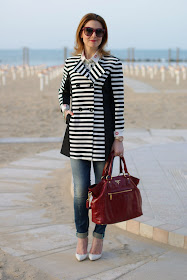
[76,231,88,239]
[93,231,105,239]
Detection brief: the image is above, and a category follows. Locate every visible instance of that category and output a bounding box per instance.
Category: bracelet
[61,104,70,113]
[115,136,124,142]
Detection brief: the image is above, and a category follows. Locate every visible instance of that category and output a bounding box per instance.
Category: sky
[0,0,186,50]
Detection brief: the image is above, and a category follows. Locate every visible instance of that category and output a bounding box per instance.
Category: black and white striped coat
[58,54,125,161]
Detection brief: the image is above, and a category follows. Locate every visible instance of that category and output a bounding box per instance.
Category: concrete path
[124,76,187,94]
[0,129,187,279]
[124,77,160,93]
[0,137,62,144]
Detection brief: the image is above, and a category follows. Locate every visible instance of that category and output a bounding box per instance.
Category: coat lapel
[73,59,90,80]
[89,62,105,82]
[73,57,106,83]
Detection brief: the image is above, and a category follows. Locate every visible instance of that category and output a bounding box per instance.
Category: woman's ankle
[89,237,103,255]
[76,237,88,255]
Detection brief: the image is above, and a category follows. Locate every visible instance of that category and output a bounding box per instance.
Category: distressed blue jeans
[70,158,107,239]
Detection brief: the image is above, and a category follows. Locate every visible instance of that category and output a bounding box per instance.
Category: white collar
[81,51,100,64]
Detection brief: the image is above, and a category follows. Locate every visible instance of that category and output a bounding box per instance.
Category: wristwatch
[115,136,124,142]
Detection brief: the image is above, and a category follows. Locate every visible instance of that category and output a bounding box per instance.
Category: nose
[90,31,97,38]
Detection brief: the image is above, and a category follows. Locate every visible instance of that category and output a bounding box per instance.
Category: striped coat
[58,54,125,161]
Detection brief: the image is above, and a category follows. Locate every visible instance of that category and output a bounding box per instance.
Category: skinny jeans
[70,158,107,239]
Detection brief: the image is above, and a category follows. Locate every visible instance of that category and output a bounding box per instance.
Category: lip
[90,40,97,42]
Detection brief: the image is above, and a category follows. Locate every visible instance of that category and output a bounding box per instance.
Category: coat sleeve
[110,59,125,136]
[58,60,71,112]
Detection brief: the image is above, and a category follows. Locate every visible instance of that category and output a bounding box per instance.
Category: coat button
[79,107,82,111]
[76,83,80,88]
[90,84,93,88]
[89,108,94,112]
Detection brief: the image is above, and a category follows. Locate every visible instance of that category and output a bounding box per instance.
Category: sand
[0,65,187,279]
[0,71,65,167]
[0,248,59,280]
[1,67,186,140]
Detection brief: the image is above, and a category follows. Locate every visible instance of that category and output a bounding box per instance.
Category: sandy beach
[0,65,187,279]
[0,248,59,280]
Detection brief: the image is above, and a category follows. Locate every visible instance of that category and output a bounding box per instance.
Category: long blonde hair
[73,13,110,56]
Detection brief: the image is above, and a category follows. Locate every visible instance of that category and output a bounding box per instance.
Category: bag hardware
[108,189,133,200]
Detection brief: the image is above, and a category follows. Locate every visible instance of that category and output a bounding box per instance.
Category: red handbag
[86,152,143,225]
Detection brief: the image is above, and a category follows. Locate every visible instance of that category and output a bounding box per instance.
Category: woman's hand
[64,110,74,120]
[111,139,124,157]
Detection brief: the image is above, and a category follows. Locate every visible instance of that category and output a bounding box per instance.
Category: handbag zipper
[108,189,132,200]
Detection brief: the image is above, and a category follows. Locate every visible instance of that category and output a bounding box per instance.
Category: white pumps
[88,253,102,261]
[75,237,103,261]
[76,237,88,261]
[75,252,102,261]
[75,253,88,261]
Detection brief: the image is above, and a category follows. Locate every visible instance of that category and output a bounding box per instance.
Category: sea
[0,49,187,67]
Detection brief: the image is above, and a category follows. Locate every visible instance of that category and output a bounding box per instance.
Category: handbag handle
[108,153,129,177]
[101,151,115,178]
[119,156,129,174]
[119,157,129,174]
[103,152,129,178]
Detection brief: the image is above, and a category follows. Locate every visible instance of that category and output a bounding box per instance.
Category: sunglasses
[82,27,105,38]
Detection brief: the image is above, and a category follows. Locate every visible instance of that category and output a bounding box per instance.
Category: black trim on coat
[60,73,71,157]
[60,123,70,157]
[62,73,71,106]
[103,75,115,160]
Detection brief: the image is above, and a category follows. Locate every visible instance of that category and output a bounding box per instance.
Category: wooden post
[127,48,130,63]
[154,65,158,75]
[23,48,25,65]
[1,70,7,86]
[64,47,67,62]
[23,47,29,65]
[181,66,186,80]
[175,68,180,85]
[132,48,134,63]
[141,65,145,77]
[130,65,133,75]
[26,47,29,66]
[38,72,44,91]
[176,47,180,65]
[124,65,129,75]
[160,66,165,82]
[135,65,139,76]
[11,67,16,80]
[149,67,154,79]
[168,48,171,65]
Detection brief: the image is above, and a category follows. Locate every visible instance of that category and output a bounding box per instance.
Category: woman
[58,13,124,261]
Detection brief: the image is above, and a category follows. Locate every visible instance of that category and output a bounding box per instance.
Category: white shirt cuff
[114,129,124,137]
[60,104,69,112]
